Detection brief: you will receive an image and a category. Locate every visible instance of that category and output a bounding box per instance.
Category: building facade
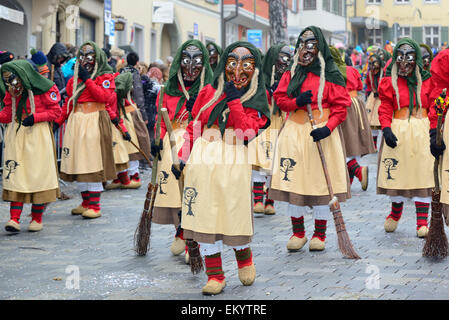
[347,0,449,49]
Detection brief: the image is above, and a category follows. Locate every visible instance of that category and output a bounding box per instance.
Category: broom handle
[434,88,447,194]
[160,108,181,170]
[116,124,152,165]
[151,86,165,184]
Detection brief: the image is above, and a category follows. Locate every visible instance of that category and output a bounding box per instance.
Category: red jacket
[273,70,350,132]
[0,84,61,124]
[55,74,118,126]
[178,84,269,162]
[378,76,431,129]
[346,66,363,92]
[428,49,449,129]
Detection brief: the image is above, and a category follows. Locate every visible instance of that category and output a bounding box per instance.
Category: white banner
[0,5,24,25]
[152,2,174,24]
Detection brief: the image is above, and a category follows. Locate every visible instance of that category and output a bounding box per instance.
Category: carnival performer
[270,26,351,252]
[420,44,433,72]
[377,38,433,238]
[1,60,61,232]
[250,43,291,215]
[174,41,270,295]
[365,52,385,149]
[428,48,449,218]
[105,72,151,190]
[330,46,375,191]
[54,41,122,220]
[150,40,213,260]
[206,41,223,72]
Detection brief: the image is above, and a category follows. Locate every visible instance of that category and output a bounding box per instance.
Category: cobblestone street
[1,153,449,301]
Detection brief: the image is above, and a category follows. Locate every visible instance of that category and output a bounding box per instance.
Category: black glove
[111,117,120,126]
[78,65,90,82]
[185,94,198,113]
[383,127,398,149]
[53,122,60,133]
[310,126,331,142]
[224,81,242,102]
[171,161,186,180]
[22,114,34,127]
[296,90,313,107]
[150,140,163,160]
[123,132,131,142]
[430,128,446,159]
[269,81,279,96]
[373,92,379,98]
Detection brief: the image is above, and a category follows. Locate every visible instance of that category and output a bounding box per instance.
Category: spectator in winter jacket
[142,67,161,142]
[121,52,148,122]
[47,43,69,92]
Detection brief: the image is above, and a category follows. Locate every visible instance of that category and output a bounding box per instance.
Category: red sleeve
[55,78,74,125]
[326,82,350,132]
[0,93,13,124]
[378,77,395,129]
[347,66,363,92]
[227,98,269,140]
[365,72,372,93]
[33,84,62,123]
[109,92,128,133]
[155,92,168,140]
[429,50,449,129]
[273,71,298,112]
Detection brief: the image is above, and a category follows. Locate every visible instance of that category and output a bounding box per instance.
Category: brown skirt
[152,207,181,228]
[340,96,376,157]
[60,110,117,183]
[129,110,151,162]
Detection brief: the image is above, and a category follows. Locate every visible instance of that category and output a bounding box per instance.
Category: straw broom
[160,108,204,274]
[423,88,449,259]
[306,103,360,259]
[133,85,164,256]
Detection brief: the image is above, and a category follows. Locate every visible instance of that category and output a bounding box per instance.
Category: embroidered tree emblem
[260,141,273,160]
[183,187,198,216]
[4,160,19,180]
[158,171,169,195]
[63,147,70,158]
[280,157,296,181]
[383,158,399,180]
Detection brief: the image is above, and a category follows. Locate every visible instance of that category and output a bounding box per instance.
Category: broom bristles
[134,210,152,256]
[332,209,361,259]
[423,193,449,259]
[186,240,204,274]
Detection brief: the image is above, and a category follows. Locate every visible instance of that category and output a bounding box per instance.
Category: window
[394,0,410,3]
[366,0,382,4]
[424,26,440,48]
[291,0,298,13]
[323,0,343,16]
[424,0,439,3]
[367,28,382,46]
[323,0,330,11]
[303,0,316,10]
[76,14,96,47]
[398,26,411,39]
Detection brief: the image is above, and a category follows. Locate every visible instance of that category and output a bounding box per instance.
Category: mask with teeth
[368,55,381,76]
[207,43,219,67]
[275,45,292,80]
[2,71,23,97]
[298,30,318,67]
[181,45,203,83]
[420,47,431,71]
[79,44,96,74]
[396,44,416,78]
[225,47,256,90]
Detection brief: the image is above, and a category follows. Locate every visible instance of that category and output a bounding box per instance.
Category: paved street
[1,153,449,301]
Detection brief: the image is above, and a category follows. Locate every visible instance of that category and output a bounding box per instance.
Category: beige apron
[377,111,434,191]
[271,109,348,198]
[437,120,449,204]
[121,106,140,155]
[3,122,58,194]
[366,92,381,129]
[248,112,285,172]
[61,108,104,175]
[111,125,129,165]
[181,127,253,237]
[153,122,187,208]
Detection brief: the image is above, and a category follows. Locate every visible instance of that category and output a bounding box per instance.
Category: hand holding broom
[306,104,360,259]
[423,88,449,259]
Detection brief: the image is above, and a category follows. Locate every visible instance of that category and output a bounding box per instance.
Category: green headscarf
[0,60,55,128]
[262,43,288,115]
[69,41,113,108]
[164,39,214,119]
[369,53,384,92]
[206,41,271,134]
[114,71,133,120]
[420,43,434,61]
[379,48,392,63]
[329,45,347,83]
[287,26,346,98]
[385,38,431,116]
[206,41,223,72]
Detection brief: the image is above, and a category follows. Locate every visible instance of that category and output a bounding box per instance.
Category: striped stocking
[118,171,131,185]
[415,201,429,230]
[312,219,327,241]
[31,204,46,223]
[234,247,253,269]
[204,253,225,282]
[253,182,264,205]
[264,188,274,206]
[387,202,404,221]
[10,202,23,223]
[291,216,305,238]
[88,191,101,211]
[81,191,90,208]
[347,159,362,181]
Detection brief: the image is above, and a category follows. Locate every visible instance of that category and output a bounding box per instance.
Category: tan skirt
[181,128,253,246]
[269,111,350,206]
[2,122,59,203]
[340,95,376,157]
[377,116,434,198]
[111,124,129,171]
[248,112,285,173]
[60,110,116,183]
[436,120,449,204]
[366,92,381,129]
[128,109,151,162]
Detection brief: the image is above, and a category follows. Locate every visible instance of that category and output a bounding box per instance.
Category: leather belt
[393,107,427,120]
[75,102,106,113]
[289,108,330,125]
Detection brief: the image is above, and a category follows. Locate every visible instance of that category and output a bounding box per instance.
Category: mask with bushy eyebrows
[368,55,381,75]
[181,45,203,82]
[275,45,292,80]
[421,47,431,71]
[225,47,256,90]
[298,30,318,67]
[207,43,219,67]
[2,71,24,97]
[79,44,96,74]
[396,44,416,78]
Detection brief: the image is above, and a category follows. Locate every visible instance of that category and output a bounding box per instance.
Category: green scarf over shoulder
[287,26,346,97]
[164,39,214,118]
[114,71,133,120]
[207,41,271,134]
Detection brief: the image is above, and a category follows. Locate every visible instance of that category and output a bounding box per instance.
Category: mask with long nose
[225,47,256,90]
[298,30,318,67]
[207,43,219,67]
[368,55,381,76]
[275,45,292,80]
[181,45,203,83]
[396,44,416,78]
[2,71,24,97]
[420,47,431,71]
[79,44,96,74]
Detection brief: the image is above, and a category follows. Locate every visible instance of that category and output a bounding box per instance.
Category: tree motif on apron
[260,140,273,160]
[4,160,19,180]
[382,158,399,180]
[63,147,70,158]
[183,187,198,216]
[280,157,296,181]
[158,171,169,195]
